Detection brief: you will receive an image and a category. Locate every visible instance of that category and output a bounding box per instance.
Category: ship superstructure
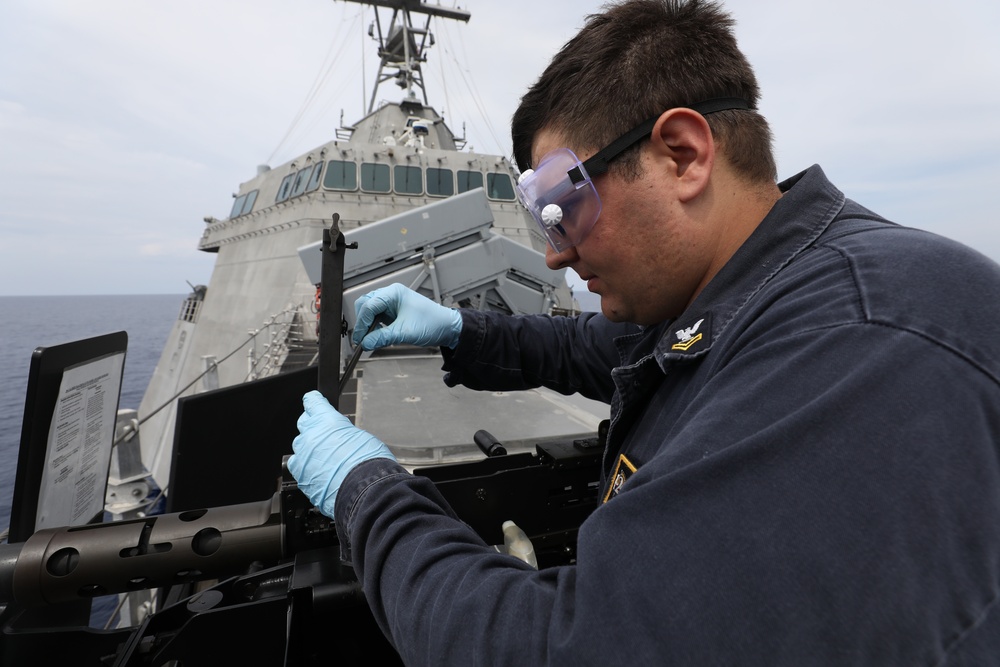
[135,0,600,492]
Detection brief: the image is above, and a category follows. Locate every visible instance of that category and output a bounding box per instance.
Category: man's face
[532,128,718,326]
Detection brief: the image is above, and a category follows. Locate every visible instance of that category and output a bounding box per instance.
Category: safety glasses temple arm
[566,97,751,185]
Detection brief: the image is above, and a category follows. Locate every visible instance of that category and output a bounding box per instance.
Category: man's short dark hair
[511,0,777,185]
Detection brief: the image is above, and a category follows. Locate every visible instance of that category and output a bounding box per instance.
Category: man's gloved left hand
[353,283,463,351]
[287,390,396,517]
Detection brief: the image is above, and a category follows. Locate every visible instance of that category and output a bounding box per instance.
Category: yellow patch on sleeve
[603,454,638,503]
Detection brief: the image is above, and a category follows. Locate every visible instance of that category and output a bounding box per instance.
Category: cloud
[0,0,998,296]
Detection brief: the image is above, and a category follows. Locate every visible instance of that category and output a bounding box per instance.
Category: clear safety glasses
[516,98,750,253]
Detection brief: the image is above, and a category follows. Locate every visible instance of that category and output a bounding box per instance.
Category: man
[288,0,1000,663]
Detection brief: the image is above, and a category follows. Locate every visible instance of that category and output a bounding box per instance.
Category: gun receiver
[0,437,601,665]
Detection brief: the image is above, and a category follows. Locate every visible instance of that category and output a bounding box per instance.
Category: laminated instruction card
[35,351,125,531]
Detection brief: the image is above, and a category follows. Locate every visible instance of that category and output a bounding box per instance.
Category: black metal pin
[473,430,507,457]
[338,315,387,396]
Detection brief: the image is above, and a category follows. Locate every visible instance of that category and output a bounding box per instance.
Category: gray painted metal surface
[135,1,597,493]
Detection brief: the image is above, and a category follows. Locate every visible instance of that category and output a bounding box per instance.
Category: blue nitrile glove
[287,390,396,517]
[353,283,463,351]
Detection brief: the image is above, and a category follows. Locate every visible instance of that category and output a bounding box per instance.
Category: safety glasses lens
[516,148,602,253]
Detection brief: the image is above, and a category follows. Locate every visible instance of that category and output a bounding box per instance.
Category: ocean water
[0,294,183,534]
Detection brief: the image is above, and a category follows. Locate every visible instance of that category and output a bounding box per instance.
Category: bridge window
[240,190,258,215]
[230,189,260,218]
[361,163,391,193]
[487,173,516,201]
[230,194,247,218]
[426,167,454,197]
[291,166,313,197]
[324,160,357,191]
[394,165,423,195]
[276,173,295,202]
[306,162,324,193]
[458,170,484,193]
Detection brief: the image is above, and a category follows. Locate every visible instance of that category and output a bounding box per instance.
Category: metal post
[318,214,347,409]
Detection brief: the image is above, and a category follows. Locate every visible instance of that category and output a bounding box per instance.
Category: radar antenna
[344,0,471,113]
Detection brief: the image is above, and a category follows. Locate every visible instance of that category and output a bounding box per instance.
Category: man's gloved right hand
[353,283,463,351]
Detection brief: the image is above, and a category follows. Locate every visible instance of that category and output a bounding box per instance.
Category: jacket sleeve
[439,309,636,403]
[335,319,1000,666]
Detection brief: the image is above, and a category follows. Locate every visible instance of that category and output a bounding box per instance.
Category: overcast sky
[1,0,998,296]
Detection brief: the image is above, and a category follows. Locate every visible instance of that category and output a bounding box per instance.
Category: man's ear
[649,107,715,202]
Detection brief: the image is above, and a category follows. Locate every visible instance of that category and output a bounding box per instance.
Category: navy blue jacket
[336,165,1000,665]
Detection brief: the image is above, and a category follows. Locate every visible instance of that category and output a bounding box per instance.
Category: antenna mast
[342,0,471,114]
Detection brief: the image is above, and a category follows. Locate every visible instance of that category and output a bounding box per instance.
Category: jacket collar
[646,164,846,368]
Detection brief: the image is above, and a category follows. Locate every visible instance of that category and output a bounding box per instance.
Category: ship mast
[343,0,471,113]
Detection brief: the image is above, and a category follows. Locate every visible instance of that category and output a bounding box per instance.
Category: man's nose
[545,243,579,270]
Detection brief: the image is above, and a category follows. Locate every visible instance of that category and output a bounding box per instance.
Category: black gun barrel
[2,494,285,608]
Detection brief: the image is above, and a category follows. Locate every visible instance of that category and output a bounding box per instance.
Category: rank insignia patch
[603,454,638,503]
[670,312,712,353]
